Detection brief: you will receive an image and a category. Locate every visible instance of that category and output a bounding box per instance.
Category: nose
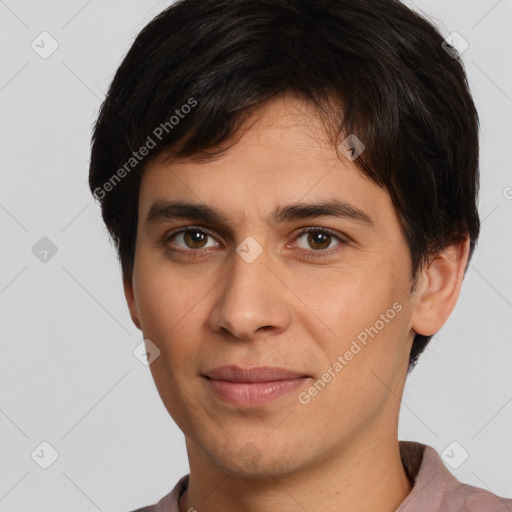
[207,245,291,340]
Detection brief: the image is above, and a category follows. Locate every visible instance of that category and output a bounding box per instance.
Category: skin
[124,94,470,512]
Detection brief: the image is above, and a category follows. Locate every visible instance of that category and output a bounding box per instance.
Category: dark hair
[89,0,480,372]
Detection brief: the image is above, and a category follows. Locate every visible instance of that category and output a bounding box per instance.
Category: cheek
[134,249,201,331]
[132,266,204,380]
[299,302,409,431]
[136,267,209,426]
[298,261,410,378]
[290,262,394,342]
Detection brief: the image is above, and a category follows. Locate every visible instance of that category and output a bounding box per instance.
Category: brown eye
[307,231,332,250]
[168,228,218,250]
[183,230,208,249]
[295,228,345,253]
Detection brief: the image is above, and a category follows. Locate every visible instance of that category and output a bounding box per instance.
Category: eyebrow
[145,199,374,228]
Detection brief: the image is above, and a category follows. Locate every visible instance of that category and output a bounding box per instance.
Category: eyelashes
[161,225,348,260]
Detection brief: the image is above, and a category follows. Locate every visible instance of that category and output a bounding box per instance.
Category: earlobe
[123,277,142,331]
[411,236,470,337]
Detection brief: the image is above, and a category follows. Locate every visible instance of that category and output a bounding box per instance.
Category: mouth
[202,365,309,382]
[201,365,311,407]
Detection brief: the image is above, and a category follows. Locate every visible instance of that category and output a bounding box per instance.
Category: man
[89,0,511,510]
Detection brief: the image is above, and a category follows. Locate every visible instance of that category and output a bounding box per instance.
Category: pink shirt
[130,441,512,511]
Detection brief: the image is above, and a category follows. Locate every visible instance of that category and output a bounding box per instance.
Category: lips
[201,366,311,407]
[202,365,308,383]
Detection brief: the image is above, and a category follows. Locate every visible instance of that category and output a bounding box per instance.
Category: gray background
[0,0,511,510]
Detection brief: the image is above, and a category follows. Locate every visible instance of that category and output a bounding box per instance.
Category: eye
[166,227,219,251]
[162,226,347,259]
[294,227,346,253]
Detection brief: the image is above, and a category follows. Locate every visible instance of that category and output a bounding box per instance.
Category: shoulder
[398,441,512,512]
[456,482,512,511]
[127,474,190,512]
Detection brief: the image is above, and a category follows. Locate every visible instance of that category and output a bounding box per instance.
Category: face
[124,95,419,478]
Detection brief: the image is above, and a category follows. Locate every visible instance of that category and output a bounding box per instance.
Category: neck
[178,434,413,512]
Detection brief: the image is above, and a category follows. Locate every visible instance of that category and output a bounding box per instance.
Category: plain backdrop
[1,0,511,510]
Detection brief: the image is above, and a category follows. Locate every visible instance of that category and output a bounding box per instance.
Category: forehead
[138,95,394,230]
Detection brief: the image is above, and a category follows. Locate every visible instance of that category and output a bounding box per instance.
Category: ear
[411,235,470,337]
[123,277,142,331]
